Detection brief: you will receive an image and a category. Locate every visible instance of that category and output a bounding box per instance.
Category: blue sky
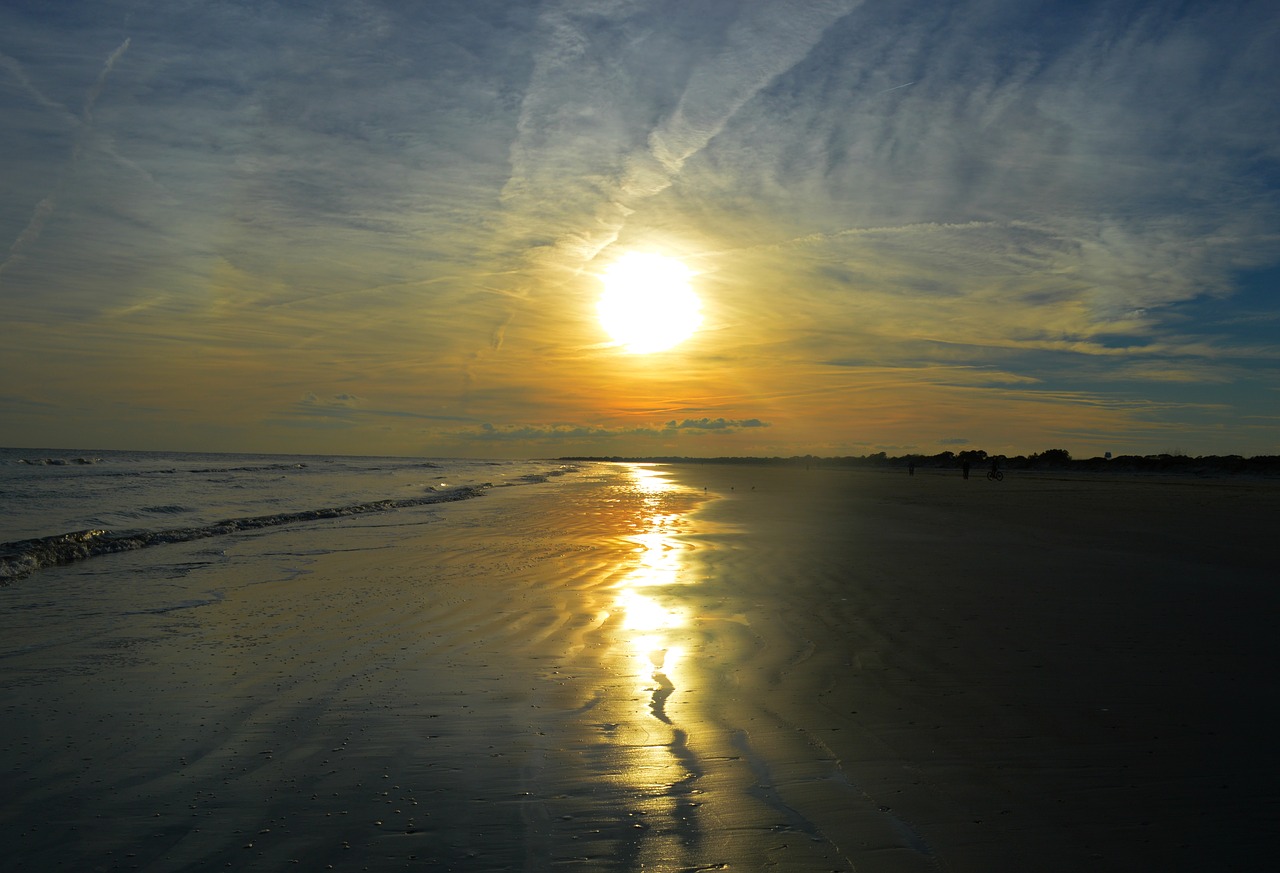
[2,0,1278,457]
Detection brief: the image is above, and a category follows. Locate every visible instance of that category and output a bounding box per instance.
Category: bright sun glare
[597,252,702,354]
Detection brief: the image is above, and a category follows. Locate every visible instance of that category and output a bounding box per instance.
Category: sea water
[0,448,577,583]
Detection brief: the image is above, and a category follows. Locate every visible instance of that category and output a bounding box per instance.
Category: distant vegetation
[558,449,1280,476]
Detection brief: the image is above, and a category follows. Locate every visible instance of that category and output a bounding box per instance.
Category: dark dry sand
[1,463,1277,871]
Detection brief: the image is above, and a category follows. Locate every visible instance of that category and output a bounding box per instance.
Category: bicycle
[986,469,1004,481]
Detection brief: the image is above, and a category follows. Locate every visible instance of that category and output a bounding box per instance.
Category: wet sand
[666,464,1279,872]
[1,463,1276,871]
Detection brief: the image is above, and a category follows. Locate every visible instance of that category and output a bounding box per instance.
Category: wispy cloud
[2,1,1277,456]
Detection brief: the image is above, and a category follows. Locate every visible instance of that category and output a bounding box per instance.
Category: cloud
[287,394,472,427]
[498,0,863,278]
[466,417,772,442]
[665,1,1279,336]
[665,417,769,431]
[290,394,363,424]
[0,394,61,414]
[645,0,863,175]
[299,393,360,407]
[3,1,1279,457]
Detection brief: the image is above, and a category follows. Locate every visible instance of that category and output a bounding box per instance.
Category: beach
[2,462,1277,871]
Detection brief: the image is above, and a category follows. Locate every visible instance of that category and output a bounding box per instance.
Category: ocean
[0,448,578,585]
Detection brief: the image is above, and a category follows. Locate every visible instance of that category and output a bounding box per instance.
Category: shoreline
[2,462,1275,871]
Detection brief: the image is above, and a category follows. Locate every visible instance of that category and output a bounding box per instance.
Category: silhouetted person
[962,460,970,479]
[908,460,915,476]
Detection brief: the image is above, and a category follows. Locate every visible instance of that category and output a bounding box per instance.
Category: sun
[597,252,702,353]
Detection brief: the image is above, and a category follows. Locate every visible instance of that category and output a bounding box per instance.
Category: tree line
[558,449,1280,475]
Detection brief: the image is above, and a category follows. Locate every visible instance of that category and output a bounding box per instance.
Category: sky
[2,0,1278,459]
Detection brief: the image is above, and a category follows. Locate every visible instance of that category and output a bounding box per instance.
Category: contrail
[0,52,76,121]
[875,80,915,95]
[0,38,130,277]
[82,38,130,123]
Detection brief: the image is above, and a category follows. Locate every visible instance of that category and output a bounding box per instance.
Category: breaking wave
[0,485,489,584]
[18,456,102,466]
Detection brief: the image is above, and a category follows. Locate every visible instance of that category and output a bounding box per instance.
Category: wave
[0,485,489,584]
[187,463,309,473]
[10,458,445,476]
[505,466,577,485]
[17,456,102,466]
[138,504,194,515]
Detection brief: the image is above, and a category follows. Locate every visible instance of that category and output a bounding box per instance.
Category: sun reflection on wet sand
[612,467,694,711]
[509,463,853,870]
[600,464,707,868]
